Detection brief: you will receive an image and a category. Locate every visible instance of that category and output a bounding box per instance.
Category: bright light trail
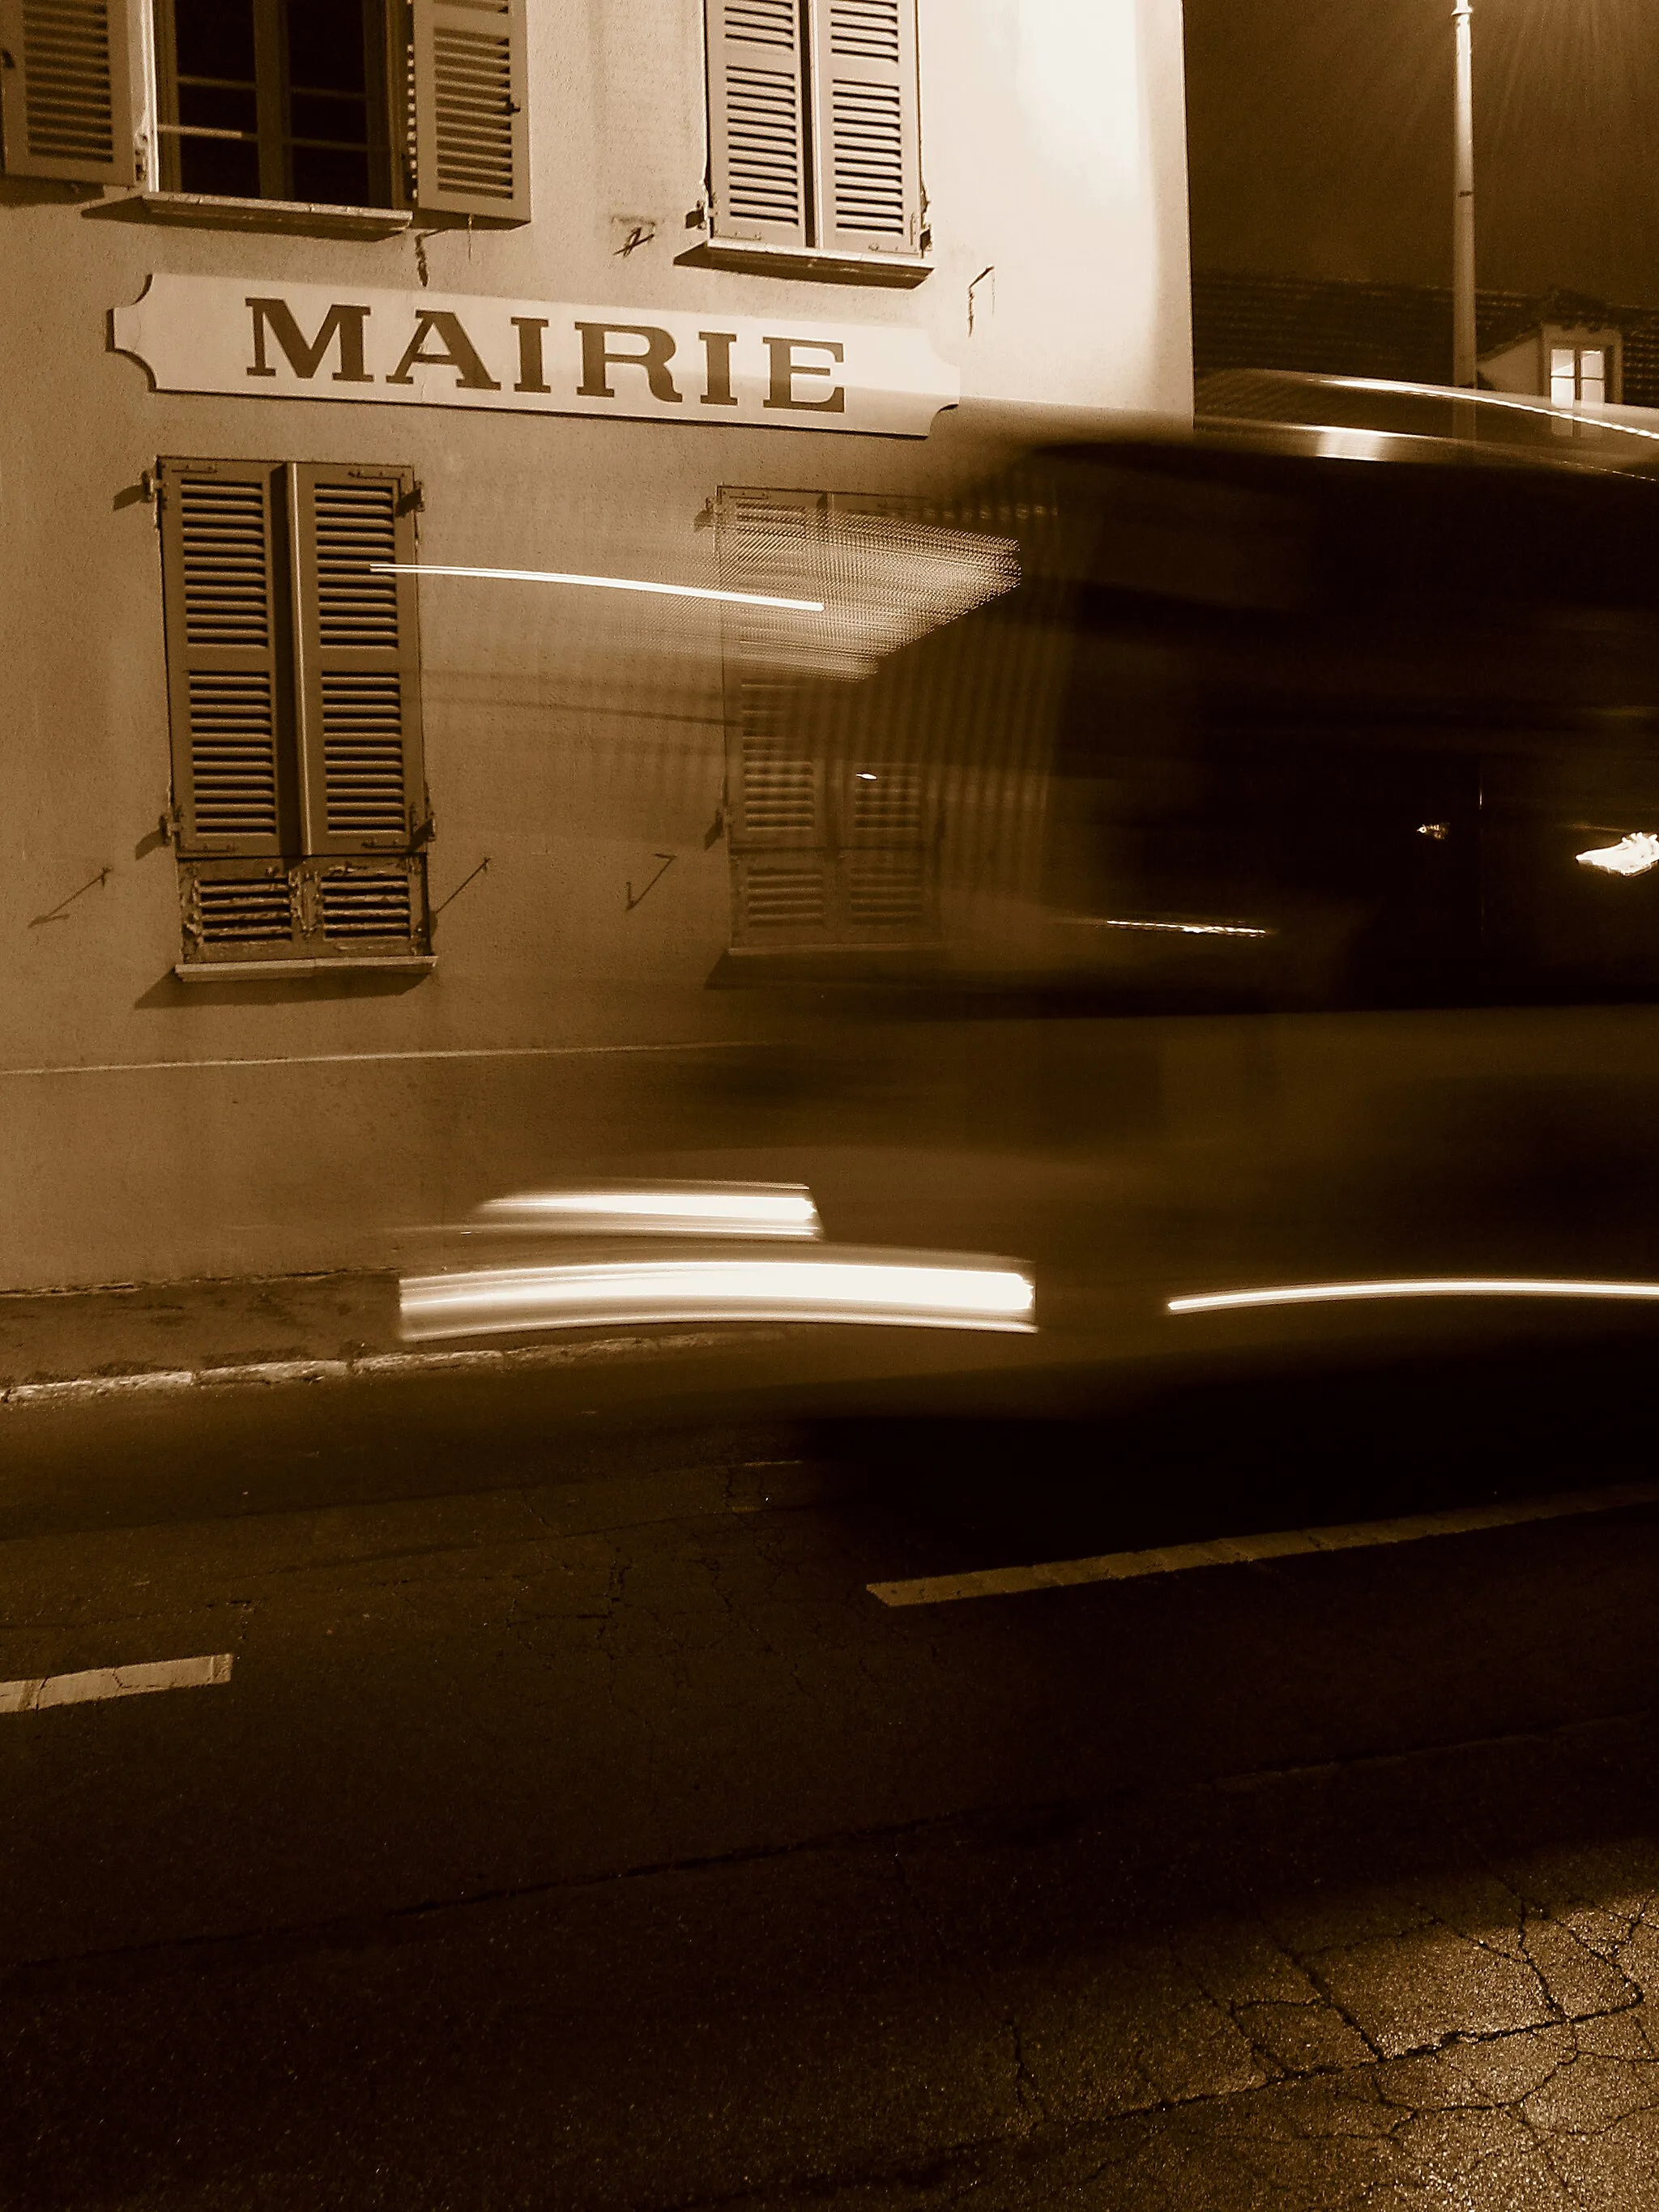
[471,1184,824,1239]
[1062,917,1273,940]
[1289,373,1659,449]
[1577,831,1659,877]
[1169,1277,1659,1315]
[400,1252,1036,1340]
[370,562,824,612]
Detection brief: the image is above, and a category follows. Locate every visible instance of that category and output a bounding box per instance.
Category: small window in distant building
[148,0,530,217]
[1550,344,1609,407]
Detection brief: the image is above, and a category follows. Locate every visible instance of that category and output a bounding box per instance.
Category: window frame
[149,0,397,207]
[714,485,945,959]
[1543,328,1623,409]
[157,454,435,974]
[688,0,930,287]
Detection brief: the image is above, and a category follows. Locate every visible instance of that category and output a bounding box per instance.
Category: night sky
[1183,0,1659,305]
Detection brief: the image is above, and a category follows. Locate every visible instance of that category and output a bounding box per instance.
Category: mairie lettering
[175,287,941,433]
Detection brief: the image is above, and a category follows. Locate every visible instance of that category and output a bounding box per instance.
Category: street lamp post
[1452,0,1478,387]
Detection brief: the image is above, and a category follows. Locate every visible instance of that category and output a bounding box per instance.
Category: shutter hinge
[159,804,181,845]
[410,808,434,847]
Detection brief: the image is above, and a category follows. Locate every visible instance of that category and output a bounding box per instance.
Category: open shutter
[809,0,919,254]
[289,465,425,861]
[158,461,292,859]
[0,0,134,182]
[706,0,808,247]
[409,0,528,219]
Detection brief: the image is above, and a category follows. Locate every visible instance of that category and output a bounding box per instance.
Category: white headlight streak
[1169,1277,1659,1316]
[400,1253,1037,1341]
[1061,917,1273,940]
[1576,832,1659,878]
[472,1184,824,1239]
[369,562,824,613]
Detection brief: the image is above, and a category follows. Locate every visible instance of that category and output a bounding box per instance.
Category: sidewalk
[0,1272,404,1392]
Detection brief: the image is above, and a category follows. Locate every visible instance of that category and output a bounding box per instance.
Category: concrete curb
[0,1329,749,1409]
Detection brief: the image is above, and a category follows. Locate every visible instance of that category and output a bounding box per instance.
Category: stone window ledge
[113,193,412,239]
[675,237,932,288]
[174,957,436,982]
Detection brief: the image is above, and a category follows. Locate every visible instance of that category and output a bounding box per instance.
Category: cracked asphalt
[2,1342,1658,2210]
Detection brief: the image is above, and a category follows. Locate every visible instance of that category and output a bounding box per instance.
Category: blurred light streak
[401,1253,1037,1341]
[1306,373,1659,447]
[1312,427,1395,462]
[471,1184,823,1239]
[1060,917,1273,939]
[371,563,824,612]
[1170,1278,1659,1315]
[1576,832,1659,877]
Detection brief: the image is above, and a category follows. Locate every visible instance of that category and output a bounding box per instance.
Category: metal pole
[1452,0,1478,388]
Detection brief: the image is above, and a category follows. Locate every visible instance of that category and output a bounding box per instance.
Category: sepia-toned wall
[0,0,1192,1289]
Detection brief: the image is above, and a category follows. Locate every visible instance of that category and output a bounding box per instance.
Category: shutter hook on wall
[626,854,676,912]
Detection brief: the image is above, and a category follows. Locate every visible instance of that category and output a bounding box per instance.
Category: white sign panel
[112,275,958,439]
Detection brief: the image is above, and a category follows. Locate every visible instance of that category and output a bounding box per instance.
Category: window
[1550,344,1610,407]
[153,0,391,206]
[700,0,924,272]
[157,458,433,972]
[0,0,530,219]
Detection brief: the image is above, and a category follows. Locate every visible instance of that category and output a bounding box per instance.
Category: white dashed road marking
[0,1652,235,1713]
[867,1480,1659,1607]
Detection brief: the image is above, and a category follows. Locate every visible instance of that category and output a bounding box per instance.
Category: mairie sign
[112,275,958,439]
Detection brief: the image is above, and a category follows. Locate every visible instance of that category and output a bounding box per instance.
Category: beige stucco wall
[0,0,1192,1289]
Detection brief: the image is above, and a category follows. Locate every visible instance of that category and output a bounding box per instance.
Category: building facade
[1193,270,1659,407]
[1,0,1192,1291]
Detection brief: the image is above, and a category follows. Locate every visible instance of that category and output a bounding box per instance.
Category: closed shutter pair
[717,488,937,949]
[160,461,430,962]
[706,0,921,255]
[0,0,529,221]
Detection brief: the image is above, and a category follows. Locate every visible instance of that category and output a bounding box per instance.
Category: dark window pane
[178,136,262,198]
[291,144,371,206]
[177,83,258,135]
[286,0,374,205]
[287,0,368,97]
[173,0,257,83]
[290,90,366,145]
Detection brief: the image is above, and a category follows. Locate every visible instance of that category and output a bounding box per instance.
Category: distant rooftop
[1193,271,1659,411]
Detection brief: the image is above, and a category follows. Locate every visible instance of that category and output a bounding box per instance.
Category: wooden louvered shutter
[289,465,425,859]
[706,0,808,247]
[808,0,919,254]
[717,489,835,946]
[0,0,134,182]
[410,0,528,219]
[158,461,292,859]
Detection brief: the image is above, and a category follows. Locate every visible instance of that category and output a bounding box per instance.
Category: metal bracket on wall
[626,854,676,911]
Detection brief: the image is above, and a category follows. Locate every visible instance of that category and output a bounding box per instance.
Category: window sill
[113,192,413,239]
[175,956,435,982]
[675,237,932,288]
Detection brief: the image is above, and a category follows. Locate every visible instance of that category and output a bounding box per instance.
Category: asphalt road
[4,1336,1659,2209]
